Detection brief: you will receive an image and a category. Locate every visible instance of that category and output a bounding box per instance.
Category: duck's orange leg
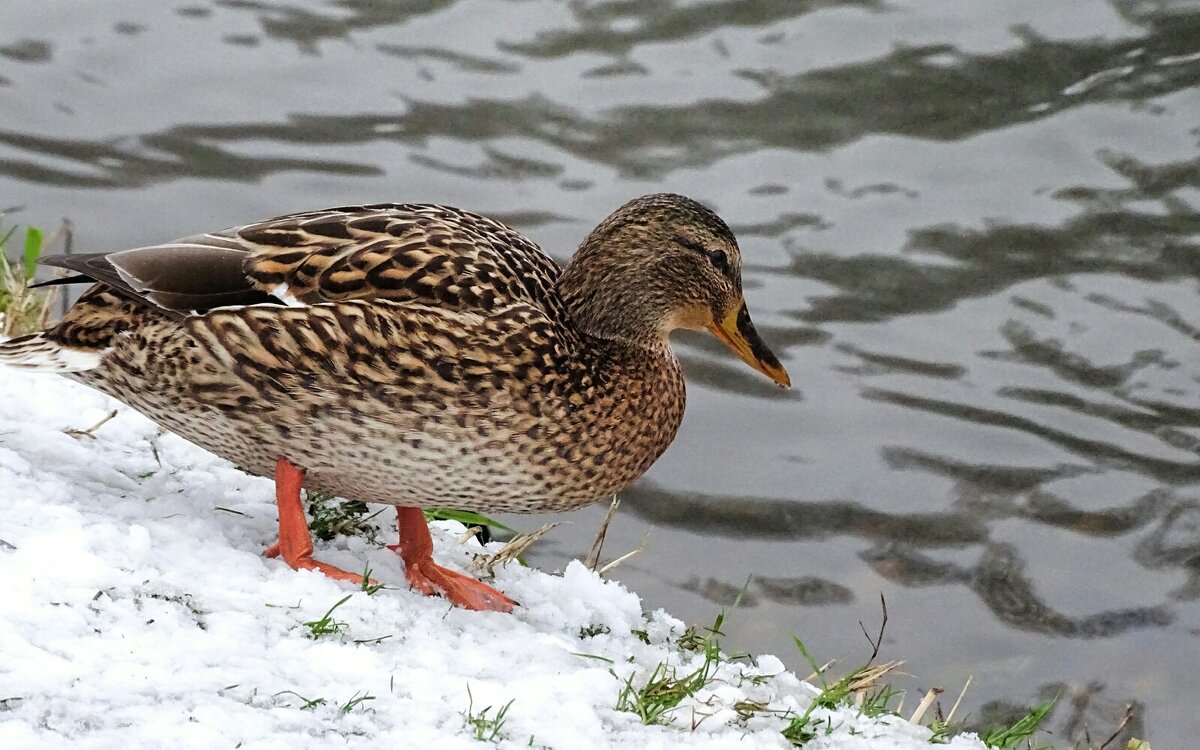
[388,506,516,613]
[263,457,370,586]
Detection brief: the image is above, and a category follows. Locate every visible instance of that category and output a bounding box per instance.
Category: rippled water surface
[4,1,1199,744]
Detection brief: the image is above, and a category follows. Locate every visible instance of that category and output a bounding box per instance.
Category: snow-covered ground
[0,365,989,749]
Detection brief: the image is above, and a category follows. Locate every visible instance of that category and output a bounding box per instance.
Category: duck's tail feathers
[0,332,103,372]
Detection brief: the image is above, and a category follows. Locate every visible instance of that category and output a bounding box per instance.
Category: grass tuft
[302,493,514,548]
[359,564,383,595]
[275,690,327,711]
[306,491,384,544]
[777,599,1061,749]
[425,508,514,536]
[578,624,611,639]
[274,689,374,715]
[613,612,729,725]
[780,642,905,746]
[0,222,56,337]
[982,699,1056,749]
[463,685,514,743]
[339,691,375,714]
[302,594,351,639]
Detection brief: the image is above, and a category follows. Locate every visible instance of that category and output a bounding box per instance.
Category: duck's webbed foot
[388,506,516,613]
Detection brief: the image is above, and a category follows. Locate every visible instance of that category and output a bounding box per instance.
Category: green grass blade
[22,227,43,278]
[424,508,515,534]
[983,698,1056,749]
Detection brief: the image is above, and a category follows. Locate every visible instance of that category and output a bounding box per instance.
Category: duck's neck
[556,249,671,349]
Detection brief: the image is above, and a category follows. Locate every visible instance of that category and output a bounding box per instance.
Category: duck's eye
[707,248,729,274]
[675,234,731,275]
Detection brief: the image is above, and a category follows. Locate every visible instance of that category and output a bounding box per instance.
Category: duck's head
[558,193,790,388]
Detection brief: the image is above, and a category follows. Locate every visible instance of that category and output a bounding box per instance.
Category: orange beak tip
[707,304,791,389]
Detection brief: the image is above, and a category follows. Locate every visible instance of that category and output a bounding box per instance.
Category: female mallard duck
[0,193,789,612]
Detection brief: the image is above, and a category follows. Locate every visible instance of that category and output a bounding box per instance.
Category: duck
[0,193,790,612]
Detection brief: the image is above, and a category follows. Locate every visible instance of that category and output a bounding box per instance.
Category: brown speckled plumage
[2,194,788,515]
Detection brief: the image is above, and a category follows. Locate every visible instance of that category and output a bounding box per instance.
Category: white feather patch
[0,334,104,372]
[270,283,307,308]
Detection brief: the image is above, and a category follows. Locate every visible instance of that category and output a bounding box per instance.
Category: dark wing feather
[40,246,277,317]
[29,273,91,289]
[40,253,139,296]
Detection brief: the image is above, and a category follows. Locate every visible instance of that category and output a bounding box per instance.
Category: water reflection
[973,681,1144,748]
[500,0,880,58]
[0,126,380,187]
[0,39,53,63]
[215,0,457,52]
[683,574,854,607]
[2,21,1198,187]
[865,388,1200,483]
[1137,502,1200,599]
[623,481,1178,637]
[794,221,1200,327]
[377,44,519,74]
[869,542,1173,637]
[624,484,987,545]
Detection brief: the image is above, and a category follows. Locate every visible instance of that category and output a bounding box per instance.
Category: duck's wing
[235,204,563,312]
[40,204,564,319]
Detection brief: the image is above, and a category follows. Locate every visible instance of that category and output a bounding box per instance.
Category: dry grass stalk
[584,495,620,571]
[804,659,837,683]
[0,256,54,337]
[845,660,903,693]
[1097,704,1137,749]
[597,532,649,575]
[476,522,557,575]
[909,687,942,725]
[63,410,119,439]
[457,526,486,544]
[859,592,888,663]
[943,676,972,726]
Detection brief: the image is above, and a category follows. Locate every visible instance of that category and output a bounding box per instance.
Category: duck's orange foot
[392,548,516,612]
[264,542,374,587]
[265,457,374,588]
[387,505,516,612]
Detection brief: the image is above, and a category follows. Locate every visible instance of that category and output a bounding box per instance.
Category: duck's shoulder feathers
[230,203,562,313]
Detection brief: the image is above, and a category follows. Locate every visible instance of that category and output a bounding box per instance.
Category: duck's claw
[264,540,375,587]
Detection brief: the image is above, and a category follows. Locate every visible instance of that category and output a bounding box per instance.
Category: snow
[0,365,989,749]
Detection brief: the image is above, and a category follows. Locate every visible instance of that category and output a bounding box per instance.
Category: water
[3,0,1198,744]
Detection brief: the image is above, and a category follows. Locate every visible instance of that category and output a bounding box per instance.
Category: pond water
[3,1,1198,745]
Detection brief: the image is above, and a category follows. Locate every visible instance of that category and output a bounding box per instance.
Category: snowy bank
[0,366,988,749]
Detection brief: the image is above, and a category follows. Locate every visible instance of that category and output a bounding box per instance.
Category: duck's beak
[706,301,791,388]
